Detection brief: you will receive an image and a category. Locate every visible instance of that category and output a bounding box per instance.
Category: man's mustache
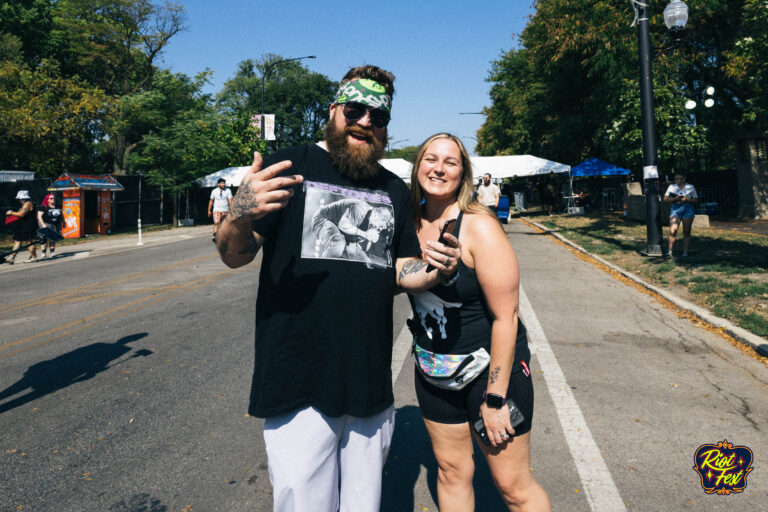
[346,126,374,141]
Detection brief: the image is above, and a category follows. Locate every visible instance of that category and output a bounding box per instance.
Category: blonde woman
[407,134,550,511]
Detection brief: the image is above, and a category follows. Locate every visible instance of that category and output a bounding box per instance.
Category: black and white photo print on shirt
[301,180,395,268]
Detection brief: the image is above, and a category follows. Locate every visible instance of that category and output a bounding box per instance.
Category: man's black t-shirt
[248,144,420,418]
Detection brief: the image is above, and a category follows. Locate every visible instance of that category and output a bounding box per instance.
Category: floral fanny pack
[412,342,490,391]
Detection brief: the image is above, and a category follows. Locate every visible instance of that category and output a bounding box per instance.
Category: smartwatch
[483,391,507,409]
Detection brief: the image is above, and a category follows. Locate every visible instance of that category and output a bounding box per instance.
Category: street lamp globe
[685,100,697,110]
[663,0,689,30]
[704,98,715,108]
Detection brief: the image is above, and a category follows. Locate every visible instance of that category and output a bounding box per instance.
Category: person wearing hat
[208,177,233,242]
[5,190,38,263]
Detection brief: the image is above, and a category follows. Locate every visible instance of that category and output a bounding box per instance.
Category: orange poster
[62,190,82,238]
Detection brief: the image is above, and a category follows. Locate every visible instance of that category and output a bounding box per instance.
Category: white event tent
[197,159,415,187]
[198,155,569,187]
[197,166,251,187]
[469,155,570,181]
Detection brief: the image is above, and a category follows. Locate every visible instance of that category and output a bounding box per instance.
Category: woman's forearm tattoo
[489,366,501,385]
[399,260,427,281]
[230,185,258,217]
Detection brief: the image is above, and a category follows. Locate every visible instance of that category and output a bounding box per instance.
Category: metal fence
[601,188,623,211]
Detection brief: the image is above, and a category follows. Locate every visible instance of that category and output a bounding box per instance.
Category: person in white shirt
[476,173,500,212]
[663,172,698,257]
[208,178,233,242]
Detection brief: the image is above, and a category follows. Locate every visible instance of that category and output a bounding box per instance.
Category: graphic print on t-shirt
[301,180,395,268]
[412,290,462,339]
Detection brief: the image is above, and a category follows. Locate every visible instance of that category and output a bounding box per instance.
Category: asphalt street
[1,222,766,511]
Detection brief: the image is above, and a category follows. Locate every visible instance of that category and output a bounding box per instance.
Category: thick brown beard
[324,120,386,180]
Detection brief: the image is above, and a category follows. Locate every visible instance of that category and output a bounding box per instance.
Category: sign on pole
[251,114,276,141]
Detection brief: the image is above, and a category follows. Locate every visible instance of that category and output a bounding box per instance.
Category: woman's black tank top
[407,211,530,371]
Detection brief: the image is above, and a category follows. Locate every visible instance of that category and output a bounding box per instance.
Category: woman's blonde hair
[410,133,497,229]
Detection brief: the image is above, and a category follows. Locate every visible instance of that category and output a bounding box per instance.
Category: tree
[0,59,111,176]
[478,0,766,175]
[53,0,186,171]
[385,145,420,162]
[0,0,56,65]
[217,55,337,152]
[126,71,230,224]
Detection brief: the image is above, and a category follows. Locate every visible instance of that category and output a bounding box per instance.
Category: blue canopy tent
[571,158,631,177]
[567,159,631,212]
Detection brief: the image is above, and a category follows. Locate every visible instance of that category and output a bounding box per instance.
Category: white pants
[263,405,395,512]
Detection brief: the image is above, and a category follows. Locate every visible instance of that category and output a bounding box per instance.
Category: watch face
[485,393,505,409]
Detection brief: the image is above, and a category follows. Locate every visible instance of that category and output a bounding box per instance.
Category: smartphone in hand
[426,218,457,272]
[473,400,525,446]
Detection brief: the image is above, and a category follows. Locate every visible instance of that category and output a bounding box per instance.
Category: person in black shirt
[37,194,62,259]
[215,65,461,512]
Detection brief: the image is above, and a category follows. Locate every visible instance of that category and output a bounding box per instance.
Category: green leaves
[217,55,337,152]
[0,59,111,176]
[480,0,768,171]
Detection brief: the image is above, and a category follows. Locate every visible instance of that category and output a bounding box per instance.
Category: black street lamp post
[260,55,316,142]
[633,0,688,256]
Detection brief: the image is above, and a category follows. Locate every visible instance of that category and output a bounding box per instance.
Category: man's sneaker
[23,256,38,263]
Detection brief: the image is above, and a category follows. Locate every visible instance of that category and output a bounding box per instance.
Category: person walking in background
[5,190,38,264]
[208,178,232,242]
[476,172,500,212]
[215,65,460,512]
[37,194,62,259]
[407,133,551,511]
[664,172,698,257]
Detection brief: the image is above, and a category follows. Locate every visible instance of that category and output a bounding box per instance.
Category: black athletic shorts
[414,362,534,437]
[13,230,36,242]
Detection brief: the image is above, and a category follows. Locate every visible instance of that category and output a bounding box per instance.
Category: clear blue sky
[159,0,533,156]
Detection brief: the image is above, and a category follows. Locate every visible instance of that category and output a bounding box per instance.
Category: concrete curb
[519,216,768,357]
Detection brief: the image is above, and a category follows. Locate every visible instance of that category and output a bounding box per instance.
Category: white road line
[392,322,412,380]
[519,284,626,512]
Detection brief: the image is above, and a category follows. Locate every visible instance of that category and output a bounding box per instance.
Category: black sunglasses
[342,102,390,129]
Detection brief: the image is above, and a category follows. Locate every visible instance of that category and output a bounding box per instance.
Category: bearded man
[215,65,461,512]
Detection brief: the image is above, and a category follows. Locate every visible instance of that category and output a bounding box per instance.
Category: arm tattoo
[230,185,259,217]
[398,260,427,281]
[239,237,261,254]
[489,366,501,385]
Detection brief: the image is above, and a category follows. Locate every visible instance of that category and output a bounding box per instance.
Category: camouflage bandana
[332,78,392,112]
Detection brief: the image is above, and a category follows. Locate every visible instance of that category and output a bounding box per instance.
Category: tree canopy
[0,1,337,187]
[478,0,767,175]
[217,55,337,151]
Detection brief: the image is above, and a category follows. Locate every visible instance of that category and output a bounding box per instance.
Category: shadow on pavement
[381,405,507,511]
[0,333,151,414]
[108,492,168,512]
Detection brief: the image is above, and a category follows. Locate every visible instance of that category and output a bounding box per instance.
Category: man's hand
[229,152,303,225]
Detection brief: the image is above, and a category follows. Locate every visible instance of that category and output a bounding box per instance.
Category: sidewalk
[517,216,768,357]
[0,225,211,270]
